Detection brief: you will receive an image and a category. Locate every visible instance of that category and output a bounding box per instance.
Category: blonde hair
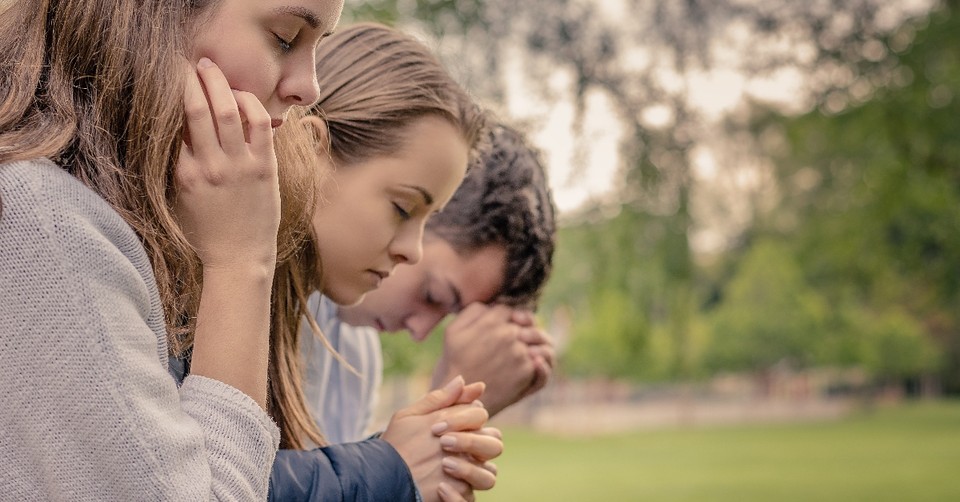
[0,0,319,355]
[270,22,487,449]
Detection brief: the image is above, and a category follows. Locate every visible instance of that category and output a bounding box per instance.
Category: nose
[404,310,447,340]
[279,54,321,107]
[389,223,424,266]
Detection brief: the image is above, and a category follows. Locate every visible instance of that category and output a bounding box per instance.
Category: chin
[327,289,368,307]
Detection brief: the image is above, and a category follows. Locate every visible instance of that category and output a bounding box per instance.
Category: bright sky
[502,0,937,218]
[502,50,624,214]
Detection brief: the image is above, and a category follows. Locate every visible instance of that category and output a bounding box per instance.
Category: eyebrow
[272,6,322,29]
[400,184,434,206]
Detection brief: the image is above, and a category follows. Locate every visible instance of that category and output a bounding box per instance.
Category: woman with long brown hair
[263,23,504,502]
[0,0,342,498]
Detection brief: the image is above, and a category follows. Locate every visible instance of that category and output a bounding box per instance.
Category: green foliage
[379,324,444,378]
[562,288,650,379]
[339,0,956,388]
[752,4,960,389]
[856,309,943,379]
[704,238,830,372]
[342,0,402,25]
[343,0,488,32]
[541,206,672,381]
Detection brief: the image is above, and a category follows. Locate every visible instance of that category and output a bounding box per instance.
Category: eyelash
[393,202,411,220]
[273,33,294,52]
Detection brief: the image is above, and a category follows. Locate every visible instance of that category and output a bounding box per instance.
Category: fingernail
[431,421,449,434]
[442,457,459,472]
[197,57,215,69]
[443,375,464,392]
[473,399,485,408]
[440,435,457,449]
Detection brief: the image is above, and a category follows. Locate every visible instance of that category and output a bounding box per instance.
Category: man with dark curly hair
[300,123,559,443]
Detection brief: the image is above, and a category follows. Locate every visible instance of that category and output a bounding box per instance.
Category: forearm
[190,264,274,408]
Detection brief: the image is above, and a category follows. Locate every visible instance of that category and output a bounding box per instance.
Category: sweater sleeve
[0,160,280,501]
[268,439,417,502]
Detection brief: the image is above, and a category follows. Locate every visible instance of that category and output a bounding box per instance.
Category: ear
[300,114,331,155]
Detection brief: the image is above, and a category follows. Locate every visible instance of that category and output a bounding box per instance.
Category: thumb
[399,375,465,417]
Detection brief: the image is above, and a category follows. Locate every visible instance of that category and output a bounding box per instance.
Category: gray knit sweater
[0,159,280,501]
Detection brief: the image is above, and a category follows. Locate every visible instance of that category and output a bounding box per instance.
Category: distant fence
[370,368,919,436]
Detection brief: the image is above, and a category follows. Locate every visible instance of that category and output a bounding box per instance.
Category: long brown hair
[270,22,487,449]
[0,0,319,354]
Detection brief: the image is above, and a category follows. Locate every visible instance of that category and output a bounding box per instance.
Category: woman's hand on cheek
[174,58,280,273]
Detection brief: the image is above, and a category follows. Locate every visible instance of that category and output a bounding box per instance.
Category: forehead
[335,116,468,206]
[425,239,506,306]
[218,0,342,29]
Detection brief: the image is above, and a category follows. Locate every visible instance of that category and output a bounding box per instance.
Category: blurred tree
[856,309,942,383]
[748,1,960,391]
[347,0,943,384]
[704,238,830,372]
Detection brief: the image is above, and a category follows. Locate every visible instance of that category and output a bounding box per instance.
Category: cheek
[353,205,399,249]
[217,58,275,101]
[194,41,278,101]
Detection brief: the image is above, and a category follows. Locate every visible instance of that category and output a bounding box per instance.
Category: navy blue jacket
[169,357,417,501]
[269,440,417,501]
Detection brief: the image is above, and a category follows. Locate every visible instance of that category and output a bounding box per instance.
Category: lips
[366,269,391,289]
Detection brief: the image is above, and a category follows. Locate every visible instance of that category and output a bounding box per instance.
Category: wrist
[202,260,276,287]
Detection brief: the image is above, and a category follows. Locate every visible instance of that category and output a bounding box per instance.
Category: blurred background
[342,0,960,499]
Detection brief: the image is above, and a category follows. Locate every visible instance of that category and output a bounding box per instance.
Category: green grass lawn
[491,401,960,501]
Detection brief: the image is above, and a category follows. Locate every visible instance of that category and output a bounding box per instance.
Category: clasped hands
[382,376,502,502]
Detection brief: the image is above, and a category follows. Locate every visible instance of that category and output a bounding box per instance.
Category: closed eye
[274,33,294,52]
[393,202,411,220]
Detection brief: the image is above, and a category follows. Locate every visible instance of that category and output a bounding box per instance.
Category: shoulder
[2,158,89,201]
[1,159,144,253]
[1,158,149,263]
[0,158,165,356]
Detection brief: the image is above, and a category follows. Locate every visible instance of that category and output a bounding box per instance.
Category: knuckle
[216,108,241,125]
[248,114,272,132]
[184,103,209,122]
[204,168,226,186]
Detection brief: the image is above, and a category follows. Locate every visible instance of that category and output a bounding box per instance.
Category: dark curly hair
[426,123,557,309]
